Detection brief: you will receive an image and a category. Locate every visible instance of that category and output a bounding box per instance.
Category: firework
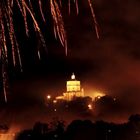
[88,0,99,39]
[0,0,99,102]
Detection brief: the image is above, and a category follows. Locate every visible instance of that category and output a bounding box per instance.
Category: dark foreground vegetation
[14,114,140,140]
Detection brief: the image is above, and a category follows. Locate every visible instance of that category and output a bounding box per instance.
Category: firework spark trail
[0,0,98,101]
[50,0,60,39]
[24,1,47,60]
[14,34,23,72]
[21,0,29,36]
[2,57,8,103]
[7,0,16,66]
[0,7,8,103]
[16,47,23,72]
[88,0,99,39]
[0,0,98,67]
[75,0,79,15]
[2,1,22,71]
[1,18,8,62]
[37,50,41,60]
[39,0,46,22]
[5,3,21,68]
[15,0,24,14]
[24,2,46,44]
[54,25,57,39]
[3,74,8,103]
[28,0,36,16]
[59,0,62,7]
[11,0,14,7]
[68,0,79,15]
[1,64,8,103]
[50,0,67,55]
[0,9,3,59]
[8,10,16,67]
[68,0,71,14]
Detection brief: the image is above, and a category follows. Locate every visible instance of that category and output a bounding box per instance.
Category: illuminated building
[56,73,84,101]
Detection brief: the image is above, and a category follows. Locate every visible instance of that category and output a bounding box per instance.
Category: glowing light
[0,125,20,140]
[88,104,93,110]
[53,100,57,104]
[0,133,15,140]
[97,96,101,99]
[71,73,75,80]
[113,98,116,101]
[47,95,51,99]
[56,96,64,100]
[89,90,105,100]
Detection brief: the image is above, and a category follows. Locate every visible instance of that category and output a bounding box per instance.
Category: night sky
[14,0,140,96]
[1,0,140,125]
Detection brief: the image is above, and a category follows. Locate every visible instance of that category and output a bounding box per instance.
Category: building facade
[56,73,84,101]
